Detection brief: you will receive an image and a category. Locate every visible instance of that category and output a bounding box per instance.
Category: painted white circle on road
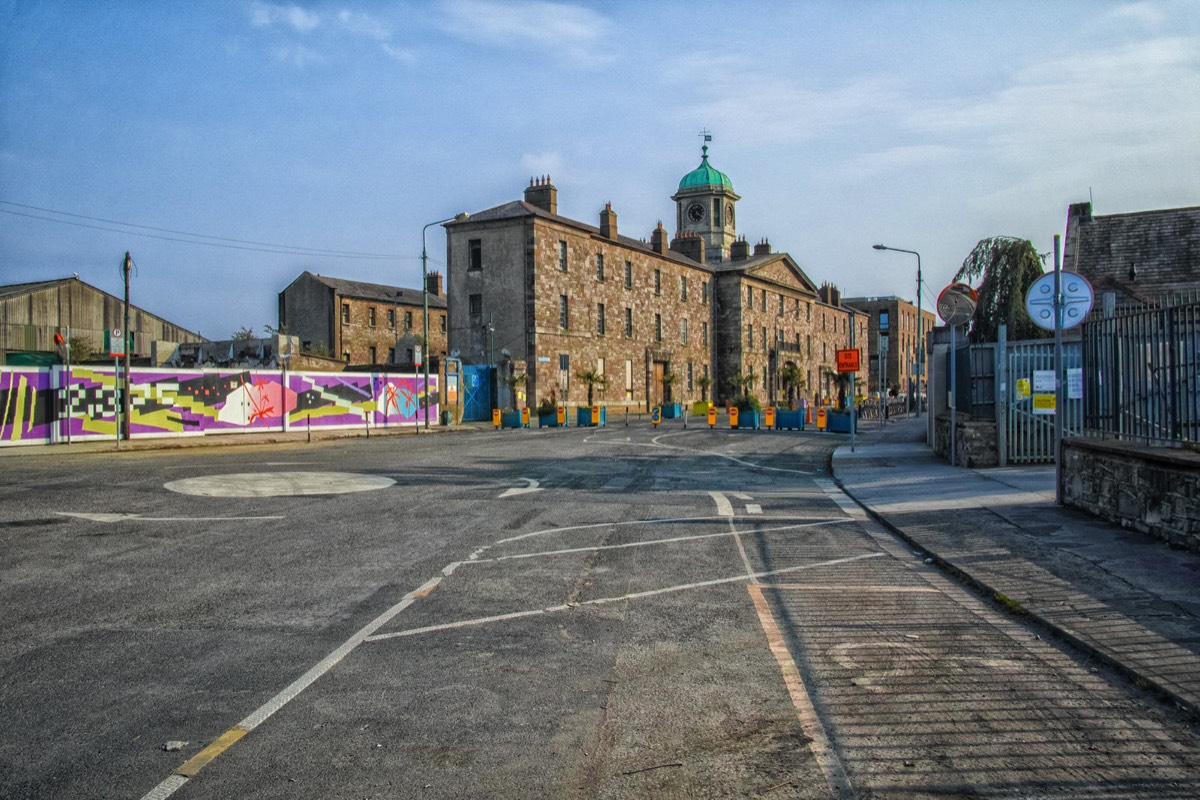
[165,471,395,497]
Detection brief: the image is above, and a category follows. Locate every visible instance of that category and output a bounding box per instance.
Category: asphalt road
[2,423,1198,799]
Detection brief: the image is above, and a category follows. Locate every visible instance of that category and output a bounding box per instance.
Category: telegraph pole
[122,252,132,441]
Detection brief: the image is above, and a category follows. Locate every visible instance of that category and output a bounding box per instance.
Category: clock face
[726,203,735,227]
[686,203,705,223]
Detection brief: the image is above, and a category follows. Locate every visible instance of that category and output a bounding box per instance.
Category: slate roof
[1065,203,1200,305]
[302,272,446,308]
[449,201,710,272]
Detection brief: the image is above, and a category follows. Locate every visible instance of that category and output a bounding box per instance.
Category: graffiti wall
[0,366,438,446]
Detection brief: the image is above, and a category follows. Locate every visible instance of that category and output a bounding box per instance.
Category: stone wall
[933,411,999,468]
[1062,437,1200,553]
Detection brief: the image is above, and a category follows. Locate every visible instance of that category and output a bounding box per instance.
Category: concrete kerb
[830,446,1199,721]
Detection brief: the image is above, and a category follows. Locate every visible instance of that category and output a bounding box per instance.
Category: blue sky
[3,0,1198,340]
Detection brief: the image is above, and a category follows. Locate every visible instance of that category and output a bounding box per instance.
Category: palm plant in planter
[536,396,559,428]
[660,370,682,418]
[726,372,761,429]
[574,368,607,426]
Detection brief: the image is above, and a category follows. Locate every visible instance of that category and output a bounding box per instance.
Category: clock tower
[671,142,739,262]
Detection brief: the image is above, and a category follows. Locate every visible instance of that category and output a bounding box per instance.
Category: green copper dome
[678,145,732,191]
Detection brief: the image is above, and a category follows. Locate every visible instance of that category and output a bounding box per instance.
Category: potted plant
[775,364,806,430]
[735,392,763,430]
[660,371,682,418]
[726,372,760,429]
[536,396,559,428]
[693,374,714,417]
[574,368,607,427]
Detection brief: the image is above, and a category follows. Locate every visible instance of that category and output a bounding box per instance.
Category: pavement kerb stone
[832,463,1199,722]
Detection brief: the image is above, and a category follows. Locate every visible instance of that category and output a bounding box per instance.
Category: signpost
[1024,235,1093,503]
[936,282,979,466]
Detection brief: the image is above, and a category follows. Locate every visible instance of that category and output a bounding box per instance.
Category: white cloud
[250,2,321,33]
[336,9,391,41]
[439,0,612,66]
[667,55,901,147]
[1101,2,1167,30]
[248,4,417,66]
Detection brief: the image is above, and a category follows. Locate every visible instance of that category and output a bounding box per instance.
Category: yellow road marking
[175,725,249,778]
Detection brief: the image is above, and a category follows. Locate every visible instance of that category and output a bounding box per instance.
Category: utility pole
[122,252,132,441]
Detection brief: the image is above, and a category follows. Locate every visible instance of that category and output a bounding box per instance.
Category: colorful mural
[0,366,438,446]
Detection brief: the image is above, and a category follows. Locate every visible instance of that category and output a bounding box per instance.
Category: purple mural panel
[0,366,437,446]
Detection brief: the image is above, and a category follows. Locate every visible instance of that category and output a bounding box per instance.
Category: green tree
[953,236,1049,343]
[68,335,95,364]
[232,326,258,340]
[696,374,712,402]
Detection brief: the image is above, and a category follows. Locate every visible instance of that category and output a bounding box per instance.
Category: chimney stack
[753,238,772,256]
[426,271,444,298]
[670,231,706,264]
[523,175,558,215]
[731,236,750,261]
[650,222,669,255]
[600,203,618,240]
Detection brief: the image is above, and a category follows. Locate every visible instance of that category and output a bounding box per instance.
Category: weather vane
[699,128,712,143]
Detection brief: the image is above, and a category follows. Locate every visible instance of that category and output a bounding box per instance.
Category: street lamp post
[873,244,923,416]
[421,212,469,429]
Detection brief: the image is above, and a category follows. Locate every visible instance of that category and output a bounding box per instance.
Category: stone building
[1,275,203,366]
[444,146,868,410]
[277,271,447,368]
[1063,201,1200,307]
[842,295,936,399]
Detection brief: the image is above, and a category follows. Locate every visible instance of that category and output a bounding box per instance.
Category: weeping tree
[953,236,1049,343]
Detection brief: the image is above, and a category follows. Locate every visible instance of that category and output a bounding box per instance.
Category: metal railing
[1082,298,1200,447]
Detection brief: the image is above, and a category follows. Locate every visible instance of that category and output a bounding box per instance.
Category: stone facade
[278,271,447,368]
[842,295,936,399]
[1062,437,1200,554]
[446,153,869,412]
[933,412,1000,468]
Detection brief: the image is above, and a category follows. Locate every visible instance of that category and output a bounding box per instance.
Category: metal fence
[1081,298,1200,447]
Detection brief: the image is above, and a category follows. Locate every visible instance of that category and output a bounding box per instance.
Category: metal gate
[999,339,1082,464]
[462,365,494,422]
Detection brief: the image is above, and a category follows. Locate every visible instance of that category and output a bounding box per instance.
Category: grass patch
[995,592,1029,615]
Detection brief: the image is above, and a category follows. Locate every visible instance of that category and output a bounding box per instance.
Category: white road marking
[499,477,541,498]
[749,584,855,799]
[586,436,812,475]
[745,504,763,515]
[364,552,884,643]
[138,575,444,800]
[732,492,752,500]
[163,471,395,497]
[55,512,284,523]
[471,520,852,564]
[709,491,734,517]
[495,515,730,546]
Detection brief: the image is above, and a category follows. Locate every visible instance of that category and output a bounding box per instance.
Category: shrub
[536,397,556,417]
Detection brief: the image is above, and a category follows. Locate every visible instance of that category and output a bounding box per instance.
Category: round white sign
[1025,272,1094,331]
